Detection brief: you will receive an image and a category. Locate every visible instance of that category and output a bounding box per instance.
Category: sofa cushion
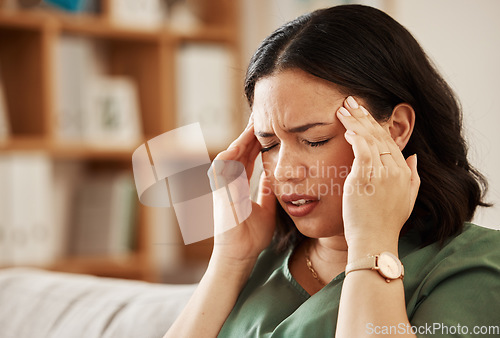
[0,268,197,338]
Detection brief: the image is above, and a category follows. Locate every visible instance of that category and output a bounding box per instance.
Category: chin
[293,217,343,239]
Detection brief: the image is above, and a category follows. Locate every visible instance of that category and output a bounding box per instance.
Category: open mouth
[281,194,320,217]
[290,199,314,206]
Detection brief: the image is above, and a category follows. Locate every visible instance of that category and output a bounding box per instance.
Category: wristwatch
[345,252,404,283]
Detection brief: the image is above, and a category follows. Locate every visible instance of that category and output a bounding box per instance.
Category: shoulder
[425,222,499,268]
[403,223,500,333]
[433,222,498,267]
[443,222,499,251]
[403,223,500,290]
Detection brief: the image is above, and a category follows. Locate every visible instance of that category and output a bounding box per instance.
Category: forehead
[252,69,345,130]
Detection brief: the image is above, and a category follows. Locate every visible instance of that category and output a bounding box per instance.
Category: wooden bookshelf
[0,0,242,282]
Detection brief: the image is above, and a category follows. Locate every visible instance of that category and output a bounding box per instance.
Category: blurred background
[0,0,498,284]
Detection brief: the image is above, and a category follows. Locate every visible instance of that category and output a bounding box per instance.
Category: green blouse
[218,223,500,337]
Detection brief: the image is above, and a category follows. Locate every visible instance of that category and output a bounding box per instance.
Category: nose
[273,145,306,182]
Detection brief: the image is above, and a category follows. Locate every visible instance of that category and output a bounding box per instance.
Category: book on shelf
[52,160,85,264]
[0,153,56,267]
[54,35,103,142]
[55,35,142,147]
[69,171,137,257]
[0,68,10,142]
[176,43,236,150]
[109,172,138,253]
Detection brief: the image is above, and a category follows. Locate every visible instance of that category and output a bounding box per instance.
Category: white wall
[241,0,499,229]
[389,0,500,228]
[241,0,385,65]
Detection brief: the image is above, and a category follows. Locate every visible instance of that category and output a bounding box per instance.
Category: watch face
[378,252,402,279]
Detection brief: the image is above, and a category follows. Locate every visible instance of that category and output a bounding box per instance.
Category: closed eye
[260,143,279,153]
[304,139,331,147]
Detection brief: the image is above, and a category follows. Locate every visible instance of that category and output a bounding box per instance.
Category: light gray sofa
[0,268,197,338]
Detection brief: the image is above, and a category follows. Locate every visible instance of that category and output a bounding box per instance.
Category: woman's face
[253,68,356,238]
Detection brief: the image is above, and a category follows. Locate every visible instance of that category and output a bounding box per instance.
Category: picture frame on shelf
[83,76,143,149]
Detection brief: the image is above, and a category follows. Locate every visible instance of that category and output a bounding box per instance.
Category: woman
[166,5,499,337]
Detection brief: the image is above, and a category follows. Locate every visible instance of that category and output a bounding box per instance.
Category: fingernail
[414,153,417,165]
[346,96,359,109]
[338,107,351,116]
[360,106,369,116]
[346,130,356,135]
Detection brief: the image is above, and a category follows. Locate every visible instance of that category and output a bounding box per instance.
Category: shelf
[59,15,163,42]
[0,0,241,281]
[0,136,50,150]
[0,136,229,162]
[50,145,137,160]
[0,9,235,43]
[0,9,45,30]
[0,137,139,160]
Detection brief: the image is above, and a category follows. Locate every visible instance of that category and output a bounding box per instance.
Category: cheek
[323,149,355,185]
[329,138,355,168]
[311,136,354,170]
[261,153,277,180]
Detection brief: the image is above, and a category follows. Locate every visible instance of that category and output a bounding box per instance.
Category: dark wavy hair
[244,5,490,251]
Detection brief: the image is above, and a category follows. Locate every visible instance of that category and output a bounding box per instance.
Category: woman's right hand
[165,117,276,338]
[209,115,276,267]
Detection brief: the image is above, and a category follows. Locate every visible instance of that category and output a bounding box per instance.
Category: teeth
[291,199,308,206]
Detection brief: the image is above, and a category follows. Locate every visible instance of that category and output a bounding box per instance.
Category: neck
[301,235,348,286]
[311,235,349,263]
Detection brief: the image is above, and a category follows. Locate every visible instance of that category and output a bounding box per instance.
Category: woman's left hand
[336,96,420,257]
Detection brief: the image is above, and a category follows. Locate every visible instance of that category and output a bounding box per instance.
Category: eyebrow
[255,122,331,138]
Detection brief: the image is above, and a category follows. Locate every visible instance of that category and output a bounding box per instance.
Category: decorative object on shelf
[108,0,167,30]
[176,42,235,150]
[167,0,201,30]
[83,75,143,148]
[42,0,100,13]
[43,0,84,11]
[0,0,100,15]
